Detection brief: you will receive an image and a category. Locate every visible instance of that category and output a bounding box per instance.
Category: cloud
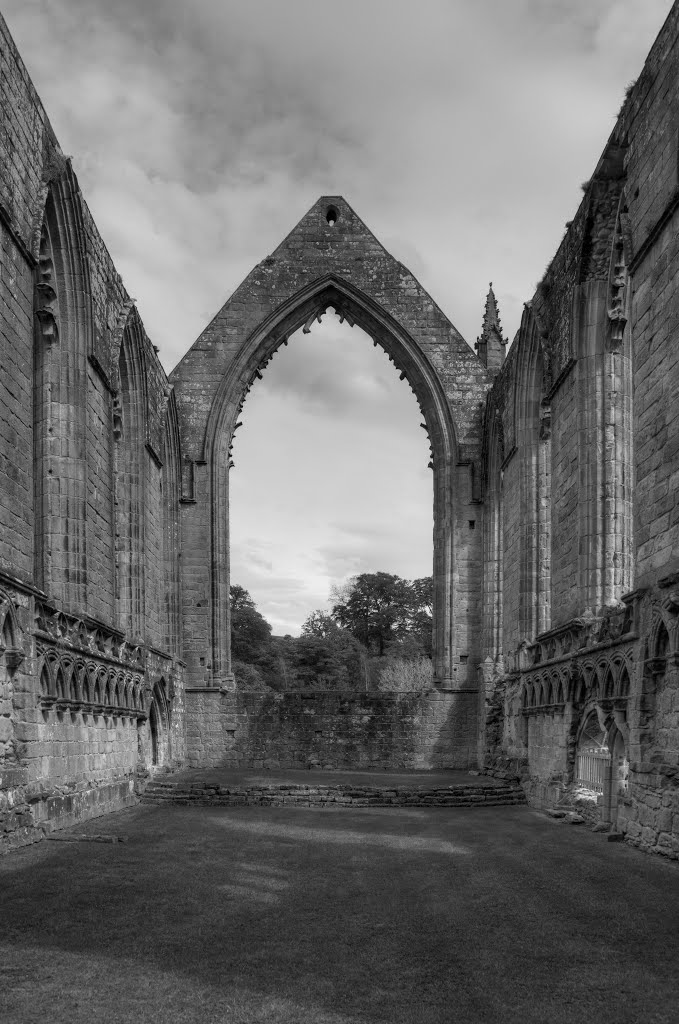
[2,0,671,631]
[5,0,671,357]
[251,314,421,425]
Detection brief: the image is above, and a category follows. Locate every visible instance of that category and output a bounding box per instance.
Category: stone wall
[185,688,477,772]
[0,13,185,849]
[479,3,679,858]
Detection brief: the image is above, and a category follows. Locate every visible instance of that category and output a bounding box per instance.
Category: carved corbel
[36,226,60,344]
[607,305,628,348]
[112,395,123,442]
[35,300,59,345]
[607,223,628,349]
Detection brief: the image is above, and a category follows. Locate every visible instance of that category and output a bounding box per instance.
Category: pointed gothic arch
[513,304,551,640]
[171,196,491,707]
[33,164,93,612]
[115,310,147,640]
[161,391,182,656]
[481,404,504,665]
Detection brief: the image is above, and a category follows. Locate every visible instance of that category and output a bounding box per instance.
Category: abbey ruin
[2,4,679,858]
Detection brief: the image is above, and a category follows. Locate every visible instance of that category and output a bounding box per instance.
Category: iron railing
[575,750,610,794]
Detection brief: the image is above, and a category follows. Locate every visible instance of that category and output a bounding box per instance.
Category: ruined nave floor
[1,801,678,1024]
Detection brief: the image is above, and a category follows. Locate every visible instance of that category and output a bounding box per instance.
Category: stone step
[140,779,527,809]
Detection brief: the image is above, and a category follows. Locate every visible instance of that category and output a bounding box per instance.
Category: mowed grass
[1,803,679,1024]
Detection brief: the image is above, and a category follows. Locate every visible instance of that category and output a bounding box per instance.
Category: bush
[374,656,433,692]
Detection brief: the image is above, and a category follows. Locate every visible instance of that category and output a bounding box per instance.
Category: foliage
[274,617,369,690]
[373,655,433,692]
[231,659,271,691]
[229,577,432,693]
[230,585,272,665]
[301,610,340,640]
[330,572,432,657]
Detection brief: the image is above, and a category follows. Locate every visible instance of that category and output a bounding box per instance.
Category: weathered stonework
[170,199,490,698]
[0,13,185,849]
[184,688,478,772]
[479,3,679,856]
[2,4,679,858]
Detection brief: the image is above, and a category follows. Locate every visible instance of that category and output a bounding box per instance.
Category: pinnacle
[482,283,503,336]
[475,283,507,370]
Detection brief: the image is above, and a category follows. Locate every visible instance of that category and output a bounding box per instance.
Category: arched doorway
[171,196,490,715]
[149,699,159,766]
[138,681,171,770]
[575,710,610,796]
[575,704,629,827]
[600,720,629,828]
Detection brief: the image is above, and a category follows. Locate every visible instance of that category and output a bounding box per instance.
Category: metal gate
[575,750,610,793]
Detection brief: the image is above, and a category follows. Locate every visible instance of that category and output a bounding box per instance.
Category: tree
[330,572,414,656]
[408,576,433,656]
[230,585,272,664]
[296,610,369,689]
[231,584,256,613]
[301,609,345,640]
[330,573,433,657]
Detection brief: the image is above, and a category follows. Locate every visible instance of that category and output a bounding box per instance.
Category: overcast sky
[3,0,672,633]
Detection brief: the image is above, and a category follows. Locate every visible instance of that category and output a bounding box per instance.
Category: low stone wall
[143,776,526,808]
[0,765,139,854]
[617,764,679,859]
[185,688,479,771]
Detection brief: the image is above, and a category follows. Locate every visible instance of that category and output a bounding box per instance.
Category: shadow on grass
[1,805,679,1024]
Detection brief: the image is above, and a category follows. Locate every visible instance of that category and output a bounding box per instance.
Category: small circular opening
[325,206,338,226]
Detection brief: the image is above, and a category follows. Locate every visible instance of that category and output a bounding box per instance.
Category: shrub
[373,656,433,692]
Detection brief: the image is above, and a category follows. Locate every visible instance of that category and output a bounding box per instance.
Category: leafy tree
[230,585,272,664]
[231,584,256,613]
[301,610,340,640]
[411,577,433,615]
[330,572,414,656]
[330,573,433,657]
[408,576,433,656]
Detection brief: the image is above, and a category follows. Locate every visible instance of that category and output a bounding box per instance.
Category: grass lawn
[1,803,678,1024]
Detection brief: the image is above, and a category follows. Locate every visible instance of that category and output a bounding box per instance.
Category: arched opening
[656,621,669,661]
[603,725,629,826]
[482,408,504,668]
[161,395,182,656]
[229,308,434,656]
[139,681,171,769]
[114,316,146,640]
[575,710,610,794]
[513,308,551,641]
[33,175,90,614]
[149,699,159,765]
[201,279,462,691]
[650,618,678,764]
[170,198,492,771]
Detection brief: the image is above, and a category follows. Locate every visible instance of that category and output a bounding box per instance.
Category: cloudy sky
[3,0,672,633]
